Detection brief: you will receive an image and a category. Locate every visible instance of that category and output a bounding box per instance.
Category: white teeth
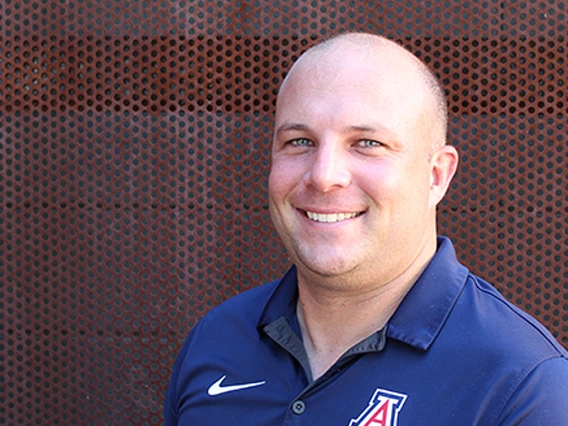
[306,211,360,223]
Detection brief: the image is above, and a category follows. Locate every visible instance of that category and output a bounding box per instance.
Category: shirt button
[292,400,306,415]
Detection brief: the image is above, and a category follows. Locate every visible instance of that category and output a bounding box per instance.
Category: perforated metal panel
[1,1,567,424]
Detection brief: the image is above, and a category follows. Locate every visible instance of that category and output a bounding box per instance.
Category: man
[165,33,568,425]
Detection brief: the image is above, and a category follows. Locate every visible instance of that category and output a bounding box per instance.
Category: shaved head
[279,32,448,152]
[269,30,459,296]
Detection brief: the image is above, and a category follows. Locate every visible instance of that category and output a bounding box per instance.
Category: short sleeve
[496,356,568,425]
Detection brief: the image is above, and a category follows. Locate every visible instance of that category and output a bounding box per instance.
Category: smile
[305,211,363,223]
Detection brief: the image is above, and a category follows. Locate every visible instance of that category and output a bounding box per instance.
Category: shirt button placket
[292,400,306,415]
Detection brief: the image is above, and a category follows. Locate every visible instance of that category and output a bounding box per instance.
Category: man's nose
[303,141,352,192]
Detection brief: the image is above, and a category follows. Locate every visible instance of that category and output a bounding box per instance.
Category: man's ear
[429,144,459,207]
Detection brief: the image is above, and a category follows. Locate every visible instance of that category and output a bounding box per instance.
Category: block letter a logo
[349,388,407,426]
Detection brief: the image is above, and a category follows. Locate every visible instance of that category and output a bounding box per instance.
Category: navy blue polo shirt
[165,237,568,425]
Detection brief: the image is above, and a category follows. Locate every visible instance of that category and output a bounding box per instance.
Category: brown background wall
[1,1,567,424]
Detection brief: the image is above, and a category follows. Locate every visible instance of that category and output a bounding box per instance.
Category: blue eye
[291,138,313,147]
[358,139,382,147]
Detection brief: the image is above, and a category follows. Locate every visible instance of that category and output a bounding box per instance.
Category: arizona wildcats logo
[349,388,408,426]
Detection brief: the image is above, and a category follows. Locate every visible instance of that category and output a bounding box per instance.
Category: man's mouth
[305,211,363,223]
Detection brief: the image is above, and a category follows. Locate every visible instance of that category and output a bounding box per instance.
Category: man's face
[269,45,442,287]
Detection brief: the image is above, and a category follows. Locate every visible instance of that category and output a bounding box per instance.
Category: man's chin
[294,251,359,279]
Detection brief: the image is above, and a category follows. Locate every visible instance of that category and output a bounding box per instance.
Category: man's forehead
[281,41,423,99]
[277,49,426,120]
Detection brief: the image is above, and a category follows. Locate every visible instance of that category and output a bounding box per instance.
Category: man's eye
[290,138,313,147]
[357,139,382,148]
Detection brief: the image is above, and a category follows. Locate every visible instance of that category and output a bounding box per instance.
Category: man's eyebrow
[347,124,391,134]
[347,125,375,133]
[347,124,401,141]
[275,123,310,135]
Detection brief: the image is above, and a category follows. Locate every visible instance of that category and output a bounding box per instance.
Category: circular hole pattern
[1,1,567,425]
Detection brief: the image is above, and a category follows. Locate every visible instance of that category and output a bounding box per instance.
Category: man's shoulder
[457,274,568,424]
[172,278,281,371]
[453,272,567,361]
[413,271,568,424]
[200,278,280,324]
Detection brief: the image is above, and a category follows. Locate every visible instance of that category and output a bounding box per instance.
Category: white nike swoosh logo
[207,375,266,396]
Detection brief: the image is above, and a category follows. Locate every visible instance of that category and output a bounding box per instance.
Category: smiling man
[165,33,568,425]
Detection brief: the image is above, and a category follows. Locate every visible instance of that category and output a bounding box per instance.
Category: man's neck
[296,276,412,380]
[296,240,437,380]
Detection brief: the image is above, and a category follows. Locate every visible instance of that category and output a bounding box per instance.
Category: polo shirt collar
[387,236,469,350]
[257,236,469,351]
[257,266,299,329]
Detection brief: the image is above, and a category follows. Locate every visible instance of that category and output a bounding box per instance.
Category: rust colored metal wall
[1,1,567,424]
